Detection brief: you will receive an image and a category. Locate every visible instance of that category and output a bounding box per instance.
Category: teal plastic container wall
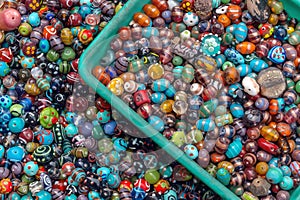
[79,0,300,199]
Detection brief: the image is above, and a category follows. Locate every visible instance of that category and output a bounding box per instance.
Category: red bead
[133,90,151,107]
[0,48,13,63]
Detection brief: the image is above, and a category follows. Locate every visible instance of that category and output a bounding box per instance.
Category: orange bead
[288,139,296,153]
[226,5,242,20]
[152,0,168,12]
[211,152,226,163]
[268,121,277,129]
[276,122,292,137]
[236,42,256,54]
[133,12,151,27]
[269,99,279,115]
[92,66,111,85]
[294,57,300,68]
[218,14,231,27]
[143,4,160,18]
[255,162,269,176]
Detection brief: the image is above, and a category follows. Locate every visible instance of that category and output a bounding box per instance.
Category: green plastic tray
[79,0,300,199]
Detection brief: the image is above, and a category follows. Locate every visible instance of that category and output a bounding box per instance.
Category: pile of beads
[0,0,221,199]
[93,0,300,199]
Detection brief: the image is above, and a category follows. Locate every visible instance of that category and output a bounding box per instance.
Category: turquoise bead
[24,161,39,176]
[199,99,218,118]
[97,167,110,181]
[224,48,245,65]
[151,92,167,104]
[233,22,248,42]
[216,168,231,186]
[172,66,184,79]
[39,39,50,53]
[0,145,4,159]
[269,157,279,168]
[107,173,121,189]
[0,61,10,77]
[230,102,244,118]
[165,85,176,98]
[196,118,216,132]
[65,124,78,137]
[148,116,164,132]
[266,167,283,184]
[215,54,226,68]
[236,64,252,77]
[6,146,25,162]
[184,144,199,159]
[28,12,40,27]
[151,79,170,92]
[280,166,292,176]
[279,176,294,190]
[65,194,77,200]
[163,189,178,200]
[88,191,101,200]
[225,137,242,158]
[0,95,12,108]
[97,109,111,123]
[8,117,25,133]
[250,58,268,73]
[142,27,159,38]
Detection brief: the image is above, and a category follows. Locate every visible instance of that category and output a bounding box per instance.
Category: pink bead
[0,8,21,31]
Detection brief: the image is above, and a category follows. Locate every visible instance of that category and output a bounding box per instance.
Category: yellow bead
[287,27,295,34]
[148,63,164,80]
[107,78,124,96]
[160,100,174,113]
[268,13,278,26]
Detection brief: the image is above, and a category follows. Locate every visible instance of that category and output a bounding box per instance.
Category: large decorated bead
[39,107,59,129]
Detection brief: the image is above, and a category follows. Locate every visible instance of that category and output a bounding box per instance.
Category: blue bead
[148,116,164,132]
[35,129,54,145]
[28,12,40,27]
[249,58,268,73]
[65,194,77,200]
[24,161,39,176]
[103,120,117,135]
[131,187,147,200]
[65,124,79,137]
[151,92,167,104]
[8,117,25,133]
[0,145,4,159]
[113,138,128,152]
[224,48,244,65]
[6,146,25,162]
[196,118,216,132]
[267,46,286,64]
[0,95,12,108]
[269,157,279,168]
[19,98,32,112]
[233,22,248,42]
[228,83,242,98]
[78,4,92,18]
[236,64,252,77]
[230,102,244,118]
[279,176,294,190]
[216,168,231,185]
[39,39,50,53]
[280,166,292,177]
[215,54,226,68]
[0,61,10,77]
[88,191,101,200]
[107,173,121,189]
[165,85,176,98]
[225,137,242,158]
[97,167,110,181]
[142,27,159,38]
[266,167,283,184]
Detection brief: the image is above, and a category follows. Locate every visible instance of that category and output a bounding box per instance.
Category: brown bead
[246,127,260,140]
[257,150,272,162]
[249,177,270,197]
[244,166,257,181]
[243,153,257,167]
[230,171,246,186]
[277,137,290,154]
[276,190,290,200]
[143,4,160,18]
[118,27,131,41]
[92,66,110,85]
[214,137,230,154]
[244,140,258,153]
[288,139,296,153]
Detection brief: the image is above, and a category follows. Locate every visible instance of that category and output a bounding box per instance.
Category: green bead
[9,104,24,117]
[172,66,184,79]
[221,0,230,3]
[222,61,235,71]
[21,174,35,183]
[145,169,160,184]
[159,166,173,178]
[288,31,300,45]
[92,121,104,140]
[18,23,32,36]
[222,32,234,45]
[229,185,244,196]
[171,131,186,147]
[286,78,295,90]
[172,56,183,66]
[182,65,195,83]
[295,81,300,93]
[215,105,227,116]
[39,107,59,129]
[46,49,60,62]
[199,99,218,118]
[61,47,76,61]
